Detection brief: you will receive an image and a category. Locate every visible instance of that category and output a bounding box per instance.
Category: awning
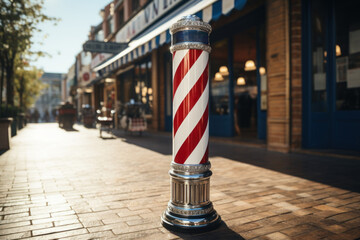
[93,0,247,76]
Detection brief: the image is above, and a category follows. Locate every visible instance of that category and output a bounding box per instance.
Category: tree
[14,64,45,110]
[0,0,56,106]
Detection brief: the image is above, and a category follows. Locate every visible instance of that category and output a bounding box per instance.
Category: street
[0,124,360,239]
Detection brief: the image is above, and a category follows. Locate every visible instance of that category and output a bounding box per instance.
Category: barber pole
[161,15,221,232]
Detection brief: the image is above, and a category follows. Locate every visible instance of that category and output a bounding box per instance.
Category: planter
[18,113,25,129]
[0,118,13,150]
[11,117,17,137]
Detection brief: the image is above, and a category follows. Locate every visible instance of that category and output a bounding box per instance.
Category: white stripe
[203,5,213,23]
[160,31,166,44]
[151,38,156,48]
[173,81,209,157]
[184,120,209,164]
[144,42,149,53]
[173,51,208,118]
[172,50,188,79]
[222,0,235,14]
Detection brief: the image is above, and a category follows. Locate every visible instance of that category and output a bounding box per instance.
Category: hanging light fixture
[135,85,140,94]
[245,60,256,71]
[237,77,246,86]
[259,67,266,76]
[214,72,224,81]
[219,66,229,76]
[336,44,341,57]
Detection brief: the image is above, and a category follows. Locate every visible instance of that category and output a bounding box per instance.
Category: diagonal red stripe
[173,64,208,136]
[173,49,202,96]
[200,144,209,164]
[174,106,209,164]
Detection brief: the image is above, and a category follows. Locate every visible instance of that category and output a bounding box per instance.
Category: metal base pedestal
[162,205,221,233]
[161,162,221,232]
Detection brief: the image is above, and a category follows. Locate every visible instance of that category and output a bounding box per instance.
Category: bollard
[161,15,221,232]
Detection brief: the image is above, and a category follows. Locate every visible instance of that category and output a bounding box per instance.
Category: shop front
[208,5,267,139]
[302,0,360,151]
[116,56,153,127]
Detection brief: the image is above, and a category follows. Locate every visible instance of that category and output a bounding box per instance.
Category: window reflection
[335,0,360,111]
[311,0,327,112]
[233,27,258,136]
[210,39,229,115]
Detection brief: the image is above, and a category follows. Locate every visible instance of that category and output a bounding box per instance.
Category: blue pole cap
[170,15,212,53]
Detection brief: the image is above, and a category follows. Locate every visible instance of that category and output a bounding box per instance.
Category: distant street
[0,124,360,239]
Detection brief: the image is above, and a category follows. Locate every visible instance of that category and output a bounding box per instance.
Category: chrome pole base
[161,162,221,232]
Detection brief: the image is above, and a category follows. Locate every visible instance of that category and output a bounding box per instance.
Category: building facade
[84,0,359,153]
[34,72,65,122]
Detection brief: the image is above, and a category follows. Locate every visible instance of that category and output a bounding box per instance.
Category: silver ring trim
[167,203,214,216]
[171,162,211,173]
[170,42,211,53]
[171,18,212,35]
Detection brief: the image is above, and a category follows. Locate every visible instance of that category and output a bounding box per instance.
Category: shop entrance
[210,7,266,140]
[303,0,360,151]
[232,26,267,140]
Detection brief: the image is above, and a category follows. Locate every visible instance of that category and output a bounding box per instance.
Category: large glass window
[108,18,114,34]
[118,8,124,28]
[210,39,229,115]
[131,0,140,13]
[134,58,153,116]
[233,27,258,136]
[311,0,327,112]
[335,0,360,111]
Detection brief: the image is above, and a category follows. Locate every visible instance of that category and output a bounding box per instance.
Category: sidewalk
[0,123,359,239]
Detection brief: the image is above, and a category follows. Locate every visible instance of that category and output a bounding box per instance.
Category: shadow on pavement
[112,130,360,193]
[112,130,172,155]
[100,136,117,140]
[64,127,79,132]
[210,141,360,193]
[166,221,244,240]
[0,150,7,156]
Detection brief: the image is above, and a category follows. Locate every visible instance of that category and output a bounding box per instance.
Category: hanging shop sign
[83,40,128,54]
[116,0,184,43]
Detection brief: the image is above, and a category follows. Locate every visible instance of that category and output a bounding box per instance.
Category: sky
[31,0,109,74]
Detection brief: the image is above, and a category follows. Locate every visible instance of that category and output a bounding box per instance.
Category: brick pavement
[0,123,360,239]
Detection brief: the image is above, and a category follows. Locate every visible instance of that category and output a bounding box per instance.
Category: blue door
[303,0,360,151]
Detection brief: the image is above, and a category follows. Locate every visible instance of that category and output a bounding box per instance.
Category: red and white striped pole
[162,15,220,232]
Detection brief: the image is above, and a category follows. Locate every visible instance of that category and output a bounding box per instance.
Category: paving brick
[0,231,32,240]
[0,220,31,230]
[59,230,116,240]
[266,232,291,240]
[280,224,319,237]
[0,222,53,236]
[26,228,89,240]
[329,212,359,223]
[32,223,84,236]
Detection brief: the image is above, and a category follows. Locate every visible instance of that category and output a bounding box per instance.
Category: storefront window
[335,0,360,111]
[210,39,229,115]
[134,58,153,115]
[233,27,258,135]
[119,70,135,104]
[311,0,327,112]
[108,18,114,34]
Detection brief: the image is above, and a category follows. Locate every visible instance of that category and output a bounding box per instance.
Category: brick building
[86,0,360,153]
